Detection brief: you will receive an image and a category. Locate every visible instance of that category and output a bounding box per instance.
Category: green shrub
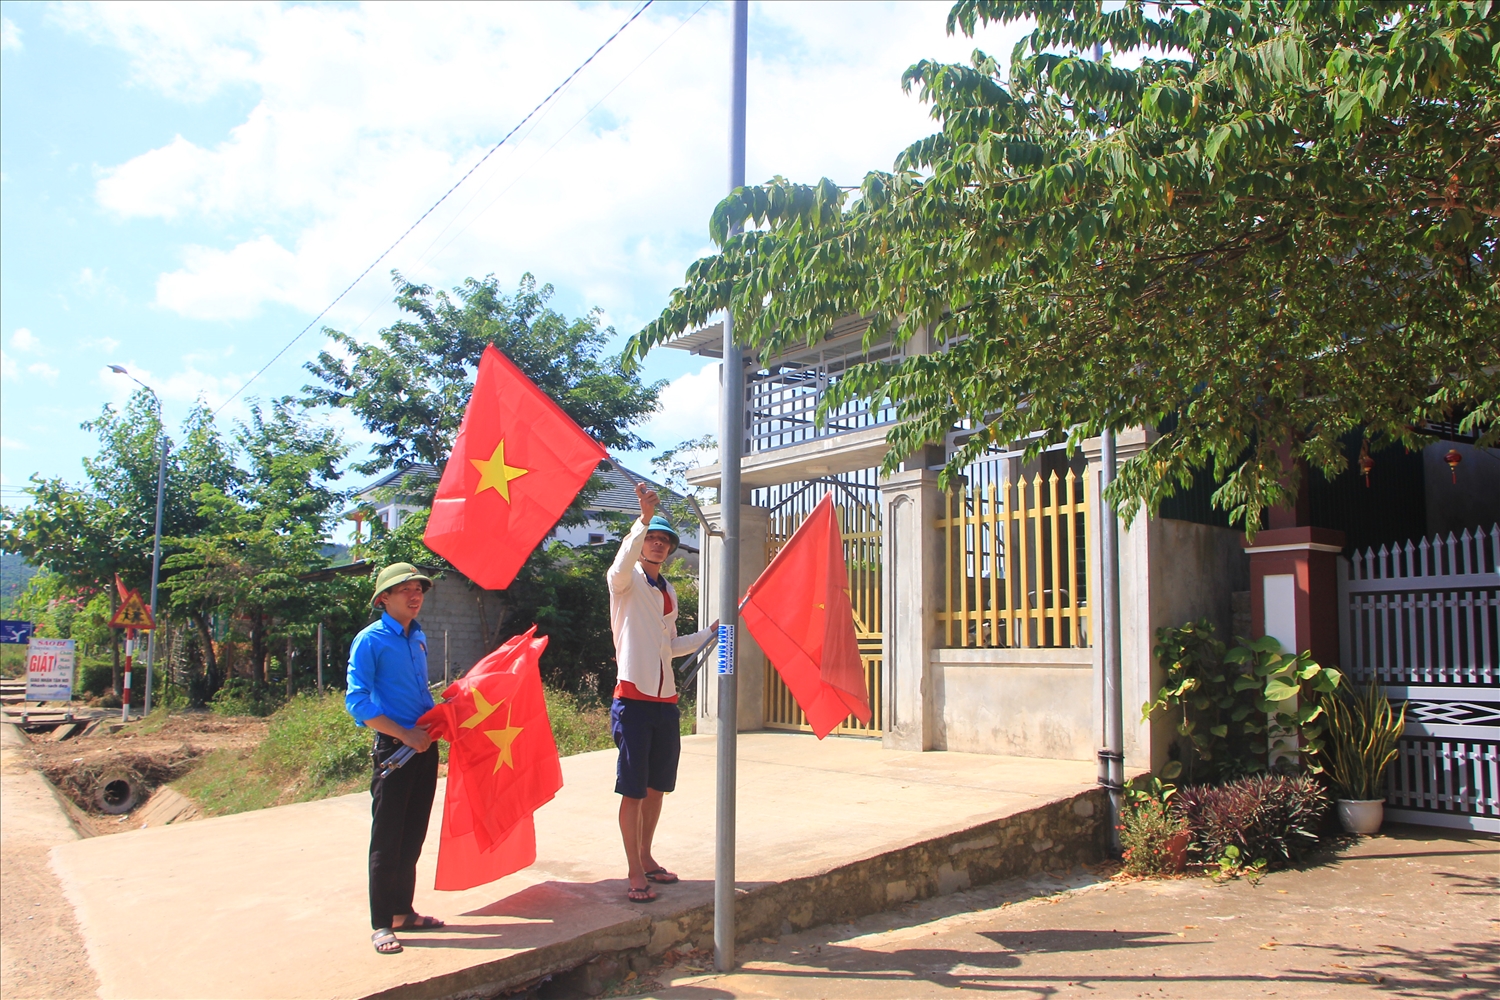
[1319,676,1406,800]
[211,677,285,717]
[1120,798,1188,876]
[1174,773,1329,869]
[256,692,371,785]
[545,688,615,757]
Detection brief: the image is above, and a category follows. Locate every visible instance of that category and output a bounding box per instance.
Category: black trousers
[368,733,439,929]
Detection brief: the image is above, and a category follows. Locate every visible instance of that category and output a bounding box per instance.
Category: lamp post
[109,365,168,717]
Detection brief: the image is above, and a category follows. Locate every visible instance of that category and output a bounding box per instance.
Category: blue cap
[645,513,680,551]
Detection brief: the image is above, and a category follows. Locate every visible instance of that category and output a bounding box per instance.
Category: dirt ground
[628,827,1499,1000]
[20,712,267,835]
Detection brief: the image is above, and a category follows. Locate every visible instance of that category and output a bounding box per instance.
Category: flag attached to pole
[418,627,561,891]
[740,493,871,738]
[424,345,608,590]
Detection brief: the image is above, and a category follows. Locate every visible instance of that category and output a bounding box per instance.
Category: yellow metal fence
[937,471,1091,649]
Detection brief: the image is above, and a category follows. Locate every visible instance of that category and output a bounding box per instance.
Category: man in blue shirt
[347,562,443,955]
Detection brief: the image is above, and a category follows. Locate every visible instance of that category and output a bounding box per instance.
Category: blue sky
[0,1,1027,515]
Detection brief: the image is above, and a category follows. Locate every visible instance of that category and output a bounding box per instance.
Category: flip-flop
[644,867,679,884]
[627,886,657,903]
[372,928,403,954]
[393,914,445,931]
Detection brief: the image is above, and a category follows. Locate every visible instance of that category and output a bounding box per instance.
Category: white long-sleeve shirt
[608,517,714,699]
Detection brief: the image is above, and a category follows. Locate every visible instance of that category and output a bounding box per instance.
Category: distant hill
[0,554,37,616]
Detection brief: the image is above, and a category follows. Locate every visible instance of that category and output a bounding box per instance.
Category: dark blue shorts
[611,697,681,799]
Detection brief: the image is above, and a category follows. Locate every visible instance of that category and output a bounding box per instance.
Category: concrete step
[50,732,1116,1000]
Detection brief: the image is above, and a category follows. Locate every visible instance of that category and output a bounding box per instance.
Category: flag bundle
[741,493,872,738]
[424,344,608,590]
[418,627,562,891]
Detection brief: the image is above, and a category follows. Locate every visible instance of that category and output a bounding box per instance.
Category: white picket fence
[1338,525,1500,832]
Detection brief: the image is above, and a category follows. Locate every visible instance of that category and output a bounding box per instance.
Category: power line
[214,0,657,416]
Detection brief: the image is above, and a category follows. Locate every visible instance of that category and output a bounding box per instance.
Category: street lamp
[109,365,168,717]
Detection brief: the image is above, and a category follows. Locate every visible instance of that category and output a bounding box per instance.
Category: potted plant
[1318,677,1407,834]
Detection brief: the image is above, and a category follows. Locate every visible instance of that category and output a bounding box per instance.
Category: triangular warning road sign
[110,588,155,631]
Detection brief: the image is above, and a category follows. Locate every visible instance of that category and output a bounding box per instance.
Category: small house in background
[343,460,698,679]
[351,461,697,569]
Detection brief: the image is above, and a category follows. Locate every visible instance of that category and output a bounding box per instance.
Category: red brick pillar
[1243,527,1345,664]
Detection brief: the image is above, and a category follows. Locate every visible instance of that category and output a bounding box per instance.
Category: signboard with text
[0,620,34,645]
[25,638,76,703]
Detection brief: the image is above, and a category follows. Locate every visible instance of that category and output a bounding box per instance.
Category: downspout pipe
[1098,429,1124,854]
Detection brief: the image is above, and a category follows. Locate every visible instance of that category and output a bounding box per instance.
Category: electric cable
[213,0,656,415]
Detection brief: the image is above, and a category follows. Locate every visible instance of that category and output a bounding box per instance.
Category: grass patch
[546,688,615,757]
[173,686,632,817]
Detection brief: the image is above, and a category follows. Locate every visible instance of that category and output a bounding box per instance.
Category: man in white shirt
[607,482,715,902]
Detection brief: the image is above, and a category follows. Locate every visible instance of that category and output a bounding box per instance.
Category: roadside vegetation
[169,686,632,818]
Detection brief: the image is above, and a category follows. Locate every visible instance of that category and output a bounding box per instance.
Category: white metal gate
[1338,525,1500,832]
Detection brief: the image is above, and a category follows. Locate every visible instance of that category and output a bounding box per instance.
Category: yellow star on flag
[484,704,524,773]
[471,438,530,502]
[459,688,502,730]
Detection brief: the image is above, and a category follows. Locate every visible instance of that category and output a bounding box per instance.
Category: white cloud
[637,361,721,454]
[26,363,60,384]
[84,335,122,355]
[1,17,21,51]
[72,1,1027,330]
[1,436,29,451]
[0,350,15,381]
[10,328,39,352]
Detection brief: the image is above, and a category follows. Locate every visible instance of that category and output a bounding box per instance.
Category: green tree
[2,392,235,692]
[163,398,352,701]
[305,272,662,477]
[628,0,1499,531]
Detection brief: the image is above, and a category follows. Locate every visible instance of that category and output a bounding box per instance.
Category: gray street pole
[144,429,167,715]
[110,366,167,717]
[715,0,748,975]
[1098,429,1124,854]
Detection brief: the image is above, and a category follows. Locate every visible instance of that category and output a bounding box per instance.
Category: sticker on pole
[109,588,155,631]
[26,638,76,702]
[716,623,735,676]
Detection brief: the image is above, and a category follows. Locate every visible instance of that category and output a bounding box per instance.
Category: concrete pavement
[642,826,1500,999]
[47,731,1106,999]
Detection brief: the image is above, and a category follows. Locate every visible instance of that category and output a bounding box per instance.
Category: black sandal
[393,913,445,931]
[627,886,657,903]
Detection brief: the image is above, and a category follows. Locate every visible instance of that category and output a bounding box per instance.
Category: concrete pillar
[696,503,769,733]
[879,468,945,751]
[1244,527,1346,666]
[1082,428,1162,770]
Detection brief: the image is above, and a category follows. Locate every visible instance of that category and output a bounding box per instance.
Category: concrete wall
[931,648,1094,760]
[418,573,512,683]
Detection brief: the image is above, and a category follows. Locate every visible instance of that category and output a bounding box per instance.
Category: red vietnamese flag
[418,627,562,891]
[425,345,608,589]
[741,494,872,739]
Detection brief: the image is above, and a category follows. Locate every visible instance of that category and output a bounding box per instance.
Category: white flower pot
[1337,798,1385,835]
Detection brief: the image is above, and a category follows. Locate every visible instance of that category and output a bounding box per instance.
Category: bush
[211,677,285,717]
[1175,773,1329,868]
[257,692,370,785]
[1120,798,1188,876]
[545,688,615,757]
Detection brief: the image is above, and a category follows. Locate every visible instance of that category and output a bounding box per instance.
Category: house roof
[352,460,683,517]
[664,313,881,366]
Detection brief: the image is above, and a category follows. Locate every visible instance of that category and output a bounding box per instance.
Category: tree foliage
[628,0,1499,530]
[306,272,662,476]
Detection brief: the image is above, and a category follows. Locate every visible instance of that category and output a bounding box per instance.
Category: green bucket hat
[645,513,680,552]
[371,562,432,606]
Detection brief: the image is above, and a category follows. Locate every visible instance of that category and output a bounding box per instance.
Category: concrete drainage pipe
[96,772,142,815]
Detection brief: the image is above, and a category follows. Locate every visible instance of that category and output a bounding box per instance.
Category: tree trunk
[250,614,268,686]
[110,589,121,696]
[189,611,221,704]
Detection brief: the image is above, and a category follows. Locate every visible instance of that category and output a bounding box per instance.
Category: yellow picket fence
[936,470,1091,649]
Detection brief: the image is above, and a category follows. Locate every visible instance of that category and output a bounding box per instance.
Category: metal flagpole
[715,0,748,974]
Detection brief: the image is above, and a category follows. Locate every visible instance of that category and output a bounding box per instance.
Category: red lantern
[1358,440,1375,487]
[1445,448,1463,484]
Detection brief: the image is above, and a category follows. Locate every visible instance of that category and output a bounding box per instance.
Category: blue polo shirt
[345,612,434,729]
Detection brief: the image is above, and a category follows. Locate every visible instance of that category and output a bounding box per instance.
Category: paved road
[641,827,1498,1000]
